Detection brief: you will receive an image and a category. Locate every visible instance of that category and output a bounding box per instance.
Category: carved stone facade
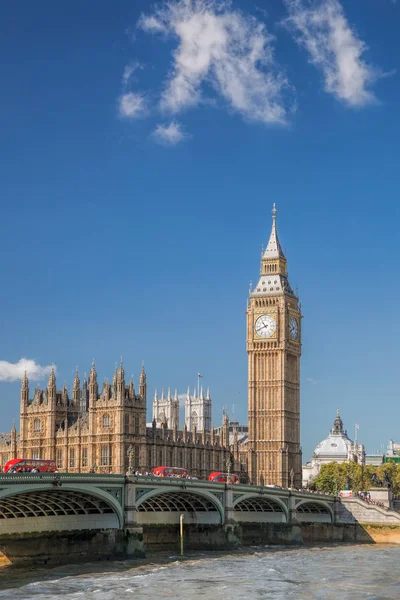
[0,363,231,477]
[247,206,302,487]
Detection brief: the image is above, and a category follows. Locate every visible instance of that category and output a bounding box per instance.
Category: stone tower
[152,388,179,429]
[247,205,302,487]
[185,387,211,432]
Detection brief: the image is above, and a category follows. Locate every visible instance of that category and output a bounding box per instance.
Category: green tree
[312,461,400,495]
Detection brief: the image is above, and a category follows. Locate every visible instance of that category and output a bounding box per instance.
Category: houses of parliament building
[0,206,302,486]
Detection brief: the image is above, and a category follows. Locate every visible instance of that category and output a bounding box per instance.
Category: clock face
[289,316,299,340]
[254,314,276,338]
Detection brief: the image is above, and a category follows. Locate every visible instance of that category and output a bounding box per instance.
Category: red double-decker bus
[208,471,239,483]
[152,466,188,478]
[3,458,56,473]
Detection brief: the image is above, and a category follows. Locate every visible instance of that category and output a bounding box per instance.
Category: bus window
[208,472,239,483]
[152,466,188,478]
[3,459,56,473]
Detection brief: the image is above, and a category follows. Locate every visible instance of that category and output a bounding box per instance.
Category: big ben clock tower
[247,204,302,487]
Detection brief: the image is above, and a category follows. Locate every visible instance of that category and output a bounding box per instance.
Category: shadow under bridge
[135,487,224,525]
[0,483,124,534]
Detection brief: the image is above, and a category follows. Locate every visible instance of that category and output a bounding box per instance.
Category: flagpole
[197,373,200,398]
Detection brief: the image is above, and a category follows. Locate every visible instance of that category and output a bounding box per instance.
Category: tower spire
[263,203,285,260]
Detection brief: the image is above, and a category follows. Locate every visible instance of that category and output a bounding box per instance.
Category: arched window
[192,411,198,429]
[70,448,75,468]
[34,418,41,432]
[103,414,110,428]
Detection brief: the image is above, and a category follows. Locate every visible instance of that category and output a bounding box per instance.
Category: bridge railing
[0,473,126,485]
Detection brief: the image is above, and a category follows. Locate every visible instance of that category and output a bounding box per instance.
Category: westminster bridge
[0,472,337,535]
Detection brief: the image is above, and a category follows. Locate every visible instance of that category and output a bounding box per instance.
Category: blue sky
[0,0,399,461]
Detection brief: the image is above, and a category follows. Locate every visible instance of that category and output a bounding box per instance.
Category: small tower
[117,358,125,401]
[10,422,17,459]
[47,366,57,406]
[139,364,147,401]
[152,386,179,429]
[112,365,118,399]
[73,368,81,406]
[185,384,211,432]
[89,361,98,406]
[20,370,29,410]
[81,373,88,413]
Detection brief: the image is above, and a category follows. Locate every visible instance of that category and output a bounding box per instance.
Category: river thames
[0,545,398,599]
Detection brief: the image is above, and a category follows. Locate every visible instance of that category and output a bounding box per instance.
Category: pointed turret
[161,388,165,401]
[332,409,344,435]
[139,364,147,401]
[47,366,56,405]
[263,203,285,260]
[22,370,29,389]
[73,367,80,405]
[117,358,125,401]
[20,370,29,409]
[81,372,88,412]
[89,360,98,405]
[117,357,125,382]
[167,387,171,400]
[112,364,118,398]
[206,387,210,400]
[251,204,295,298]
[154,388,158,401]
[48,366,56,389]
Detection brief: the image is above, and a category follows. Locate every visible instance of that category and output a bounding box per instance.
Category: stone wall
[337,498,400,524]
[0,529,127,567]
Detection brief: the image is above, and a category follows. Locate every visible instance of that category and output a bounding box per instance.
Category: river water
[0,545,398,599]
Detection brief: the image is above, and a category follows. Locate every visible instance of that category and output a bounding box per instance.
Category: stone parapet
[338,498,400,524]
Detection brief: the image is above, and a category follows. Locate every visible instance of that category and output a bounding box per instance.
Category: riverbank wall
[2,521,400,568]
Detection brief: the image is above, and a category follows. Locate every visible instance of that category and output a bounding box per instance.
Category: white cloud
[152,121,188,145]
[284,0,380,106]
[0,359,54,383]
[122,61,142,87]
[306,377,318,385]
[119,92,147,119]
[138,0,291,124]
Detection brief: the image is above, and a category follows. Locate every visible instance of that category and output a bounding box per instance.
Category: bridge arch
[0,484,124,533]
[295,500,333,523]
[233,493,288,523]
[135,487,224,525]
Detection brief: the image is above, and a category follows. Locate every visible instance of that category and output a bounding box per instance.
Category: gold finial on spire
[272,202,277,219]
[336,408,340,416]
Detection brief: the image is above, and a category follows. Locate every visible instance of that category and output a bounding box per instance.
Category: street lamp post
[226,455,231,485]
[290,468,294,490]
[127,445,135,476]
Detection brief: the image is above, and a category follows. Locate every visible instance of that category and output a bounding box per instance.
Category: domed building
[302,410,365,487]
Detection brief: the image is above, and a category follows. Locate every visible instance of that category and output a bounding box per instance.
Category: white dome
[313,411,353,460]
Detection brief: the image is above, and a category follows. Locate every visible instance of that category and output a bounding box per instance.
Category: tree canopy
[311,462,400,496]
